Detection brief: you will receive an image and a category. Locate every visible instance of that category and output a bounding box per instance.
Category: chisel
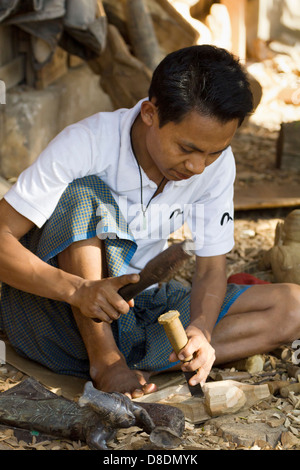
[158,310,204,397]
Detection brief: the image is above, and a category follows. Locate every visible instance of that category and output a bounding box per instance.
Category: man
[0,45,299,398]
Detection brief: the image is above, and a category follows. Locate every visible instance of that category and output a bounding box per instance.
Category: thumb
[115,273,140,287]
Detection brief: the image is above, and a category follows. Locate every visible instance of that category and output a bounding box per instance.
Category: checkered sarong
[0,176,250,377]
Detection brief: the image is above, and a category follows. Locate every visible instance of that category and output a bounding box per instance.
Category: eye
[179,145,193,154]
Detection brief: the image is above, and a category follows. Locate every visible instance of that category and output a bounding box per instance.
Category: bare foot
[90,359,157,399]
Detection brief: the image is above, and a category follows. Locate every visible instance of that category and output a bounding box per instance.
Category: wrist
[57,269,86,306]
[186,321,211,342]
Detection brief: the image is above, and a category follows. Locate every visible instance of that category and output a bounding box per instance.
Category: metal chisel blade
[183,371,204,397]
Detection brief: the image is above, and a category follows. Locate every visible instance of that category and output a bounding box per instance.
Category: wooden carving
[261,209,300,284]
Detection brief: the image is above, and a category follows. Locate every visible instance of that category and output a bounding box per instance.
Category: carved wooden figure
[261,209,300,284]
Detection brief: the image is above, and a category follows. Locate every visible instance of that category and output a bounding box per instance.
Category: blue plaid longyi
[0,176,250,378]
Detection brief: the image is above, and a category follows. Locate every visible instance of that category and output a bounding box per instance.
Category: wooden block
[135,382,211,423]
[169,396,211,423]
[276,121,300,171]
[203,380,271,417]
[135,379,270,423]
[0,55,25,90]
[204,381,246,417]
[234,182,300,211]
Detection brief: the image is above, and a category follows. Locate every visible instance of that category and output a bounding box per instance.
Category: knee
[275,283,300,342]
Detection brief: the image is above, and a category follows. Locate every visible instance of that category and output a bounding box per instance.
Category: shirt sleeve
[186,148,236,257]
[4,123,96,227]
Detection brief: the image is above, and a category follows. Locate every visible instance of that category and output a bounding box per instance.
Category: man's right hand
[71,274,140,323]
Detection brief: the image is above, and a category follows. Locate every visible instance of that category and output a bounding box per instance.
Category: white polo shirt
[4,99,235,273]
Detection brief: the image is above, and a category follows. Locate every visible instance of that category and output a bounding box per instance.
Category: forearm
[189,257,227,341]
[0,231,84,304]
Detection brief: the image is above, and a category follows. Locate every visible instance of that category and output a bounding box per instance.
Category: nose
[185,156,206,175]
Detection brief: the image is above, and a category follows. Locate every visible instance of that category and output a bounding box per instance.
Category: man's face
[142,104,239,181]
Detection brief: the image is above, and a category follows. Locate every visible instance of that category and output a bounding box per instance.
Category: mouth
[173,170,193,180]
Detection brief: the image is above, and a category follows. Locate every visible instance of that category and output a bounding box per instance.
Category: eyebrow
[181,141,230,155]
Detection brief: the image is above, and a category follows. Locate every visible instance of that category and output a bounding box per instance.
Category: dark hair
[148,45,253,127]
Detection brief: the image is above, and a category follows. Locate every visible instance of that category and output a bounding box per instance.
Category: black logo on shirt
[220,212,233,225]
[170,209,184,219]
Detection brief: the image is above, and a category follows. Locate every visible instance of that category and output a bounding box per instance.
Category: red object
[227,272,270,285]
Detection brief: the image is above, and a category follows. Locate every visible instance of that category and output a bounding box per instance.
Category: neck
[130,114,164,185]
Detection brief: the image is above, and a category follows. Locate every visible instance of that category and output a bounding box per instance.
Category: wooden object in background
[220,0,246,61]
[0,25,24,90]
[260,209,300,285]
[190,0,214,21]
[276,121,300,171]
[88,24,152,109]
[102,0,198,56]
[0,55,25,90]
[153,0,199,51]
[222,355,265,374]
[215,370,251,381]
[234,182,300,211]
[279,383,300,398]
[35,47,68,90]
[125,0,164,71]
[287,364,300,381]
[267,380,292,396]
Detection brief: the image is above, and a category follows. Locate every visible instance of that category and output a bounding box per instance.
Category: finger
[186,353,215,386]
[178,337,202,361]
[91,306,116,323]
[90,298,121,322]
[182,348,214,373]
[191,366,210,386]
[95,291,129,316]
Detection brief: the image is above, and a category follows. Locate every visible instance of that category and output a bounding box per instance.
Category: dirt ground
[0,49,300,452]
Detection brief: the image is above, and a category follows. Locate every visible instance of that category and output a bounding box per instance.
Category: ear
[140,100,158,127]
